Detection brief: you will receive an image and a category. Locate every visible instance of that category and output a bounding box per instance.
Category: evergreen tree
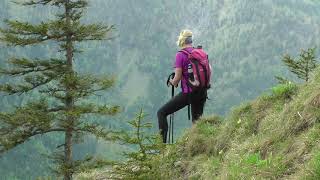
[0,0,119,179]
[282,48,318,82]
[111,109,164,179]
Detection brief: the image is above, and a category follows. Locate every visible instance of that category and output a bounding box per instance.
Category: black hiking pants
[157,89,207,143]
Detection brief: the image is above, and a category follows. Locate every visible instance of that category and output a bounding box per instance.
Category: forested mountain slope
[1,0,320,179]
[93,0,320,115]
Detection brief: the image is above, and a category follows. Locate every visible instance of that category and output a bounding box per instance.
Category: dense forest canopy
[1,0,320,178]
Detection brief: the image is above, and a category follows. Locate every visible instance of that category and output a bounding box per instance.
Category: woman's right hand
[170,79,179,88]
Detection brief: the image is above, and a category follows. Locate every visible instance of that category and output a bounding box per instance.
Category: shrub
[271,82,298,99]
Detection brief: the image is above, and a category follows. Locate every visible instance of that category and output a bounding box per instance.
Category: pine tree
[282,48,318,82]
[0,0,119,179]
[111,109,164,179]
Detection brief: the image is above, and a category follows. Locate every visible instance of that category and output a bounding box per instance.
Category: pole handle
[167,72,175,87]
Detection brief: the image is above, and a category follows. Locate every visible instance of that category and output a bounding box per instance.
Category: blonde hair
[176,29,193,48]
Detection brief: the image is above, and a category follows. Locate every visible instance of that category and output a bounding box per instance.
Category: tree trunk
[64,129,73,180]
[64,0,74,179]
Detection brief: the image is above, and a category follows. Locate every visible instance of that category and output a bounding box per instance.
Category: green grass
[78,67,320,179]
[271,82,298,99]
[305,151,320,180]
[150,68,320,179]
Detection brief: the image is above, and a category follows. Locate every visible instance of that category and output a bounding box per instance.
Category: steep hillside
[148,68,320,179]
[78,67,320,179]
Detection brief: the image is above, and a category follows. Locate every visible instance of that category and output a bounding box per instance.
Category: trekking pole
[167,73,175,144]
[170,83,174,144]
[168,116,171,143]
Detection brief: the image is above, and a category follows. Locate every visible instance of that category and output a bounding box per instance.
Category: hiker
[157,29,211,143]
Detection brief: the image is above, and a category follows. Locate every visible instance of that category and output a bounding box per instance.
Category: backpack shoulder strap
[178,49,190,56]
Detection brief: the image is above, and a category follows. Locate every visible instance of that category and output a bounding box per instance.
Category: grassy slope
[77,68,320,179]
[145,68,320,180]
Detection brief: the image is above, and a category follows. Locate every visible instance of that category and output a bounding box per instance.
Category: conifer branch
[19,0,62,6]
[0,58,66,95]
[0,84,33,95]
[0,75,55,95]
[72,24,115,41]
[0,58,66,76]
[76,123,123,141]
[57,74,116,99]
[0,20,67,46]
[0,99,66,154]
[0,127,65,154]
[19,0,88,9]
[282,48,318,82]
[72,104,121,116]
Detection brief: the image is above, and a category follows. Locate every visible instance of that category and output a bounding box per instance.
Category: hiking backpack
[179,46,212,90]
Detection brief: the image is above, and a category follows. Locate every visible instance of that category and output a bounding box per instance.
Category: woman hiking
[157,29,209,143]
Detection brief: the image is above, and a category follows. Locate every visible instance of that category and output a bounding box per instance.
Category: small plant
[271,82,298,99]
[245,153,271,168]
